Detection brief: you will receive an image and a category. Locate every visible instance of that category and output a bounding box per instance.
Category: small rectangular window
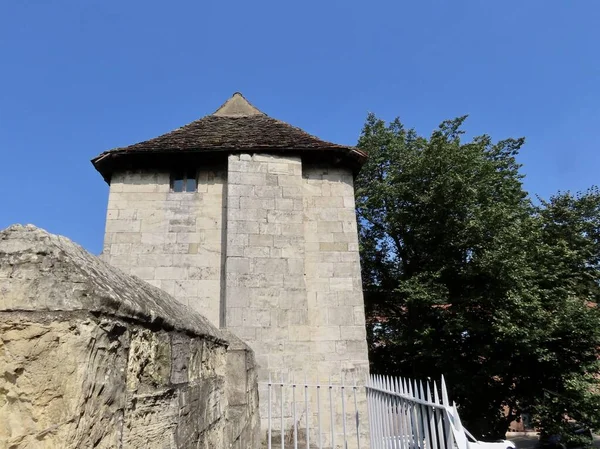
[171,170,197,192]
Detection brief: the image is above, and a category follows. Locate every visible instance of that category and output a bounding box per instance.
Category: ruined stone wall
[0,225,260,449]
[102,167,226,327]
[223,330,261,449]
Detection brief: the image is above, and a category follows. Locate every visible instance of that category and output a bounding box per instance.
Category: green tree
[355,113,600,439]
[527,189,600,442]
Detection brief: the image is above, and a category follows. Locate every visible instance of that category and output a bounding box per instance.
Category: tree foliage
[355,113,600,439]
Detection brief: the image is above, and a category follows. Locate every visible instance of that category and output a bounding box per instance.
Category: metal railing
[261,374,364,449]
[260,374,467,449]
[366,375,467,449]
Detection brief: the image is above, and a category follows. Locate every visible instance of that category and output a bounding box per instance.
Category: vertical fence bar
[392,377,401,449]
[417,380,427,449]
[394,377,401,449]
[426,381,439,449]
[452,402,468,449]
[405,377,414,449]
[376,376,383,447]
[402,378,411,449]
[305,376,310,449]
[384,376,394,448]
[341,374,348,449]
[317,381,323,449]
[391,377,400,449]
[434,382,444,449]
[397,377,407,449]
[441,377,453,449]
[381,376,390,449]
[329,376,335,449]
[441,376,449,407]
[293,375,298,449]
[281,373,285,449]
[268,373,272,449]
[384,376,392,448]
[374,376,382,449]
[373,376,381,449]
[366,377,376,449]
[377,375,387,448]
[376,376,384,449]
[382,376,390,447]
[413,379,421,449]
[370,376,378,449]
[410,379,421,449]
[419,381,432,449]
[365,381,371,449]
[354,377,361,449]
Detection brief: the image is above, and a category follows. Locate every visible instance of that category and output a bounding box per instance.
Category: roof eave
[92,146,367,185]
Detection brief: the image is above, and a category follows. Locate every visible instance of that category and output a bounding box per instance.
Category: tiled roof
[92,93,366,182]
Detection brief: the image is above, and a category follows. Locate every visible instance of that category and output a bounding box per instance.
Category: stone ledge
[0,224,226,344]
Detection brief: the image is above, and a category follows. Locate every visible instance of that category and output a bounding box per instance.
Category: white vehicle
[465,428,516,449]
[382,430,516,449]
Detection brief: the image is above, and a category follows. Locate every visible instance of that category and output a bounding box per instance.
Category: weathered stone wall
[0,225,259,449]
[102,167,226,327]
[223,330,261,449]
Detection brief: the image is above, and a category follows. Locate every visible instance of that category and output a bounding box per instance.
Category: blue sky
[1,0,598,254]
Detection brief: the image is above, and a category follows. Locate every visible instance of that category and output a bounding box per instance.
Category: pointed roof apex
[213,92,264,117]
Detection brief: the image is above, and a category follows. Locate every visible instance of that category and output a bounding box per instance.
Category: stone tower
[94,93,370,443]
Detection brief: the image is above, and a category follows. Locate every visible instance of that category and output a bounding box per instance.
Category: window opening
[171,170,197,192]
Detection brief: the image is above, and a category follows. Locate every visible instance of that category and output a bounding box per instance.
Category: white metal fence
[260,374,467,449]
[366,375,468,449]
[261,374,366,449]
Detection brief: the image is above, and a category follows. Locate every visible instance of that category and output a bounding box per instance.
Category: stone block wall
[98,153,371,447]
[224,155,370,447]
[224,155,369,379]
[302,165,371,446]
[0,225,260,449]
[303,165,370,378]
[102,168,226,327]
[225,154,308,373]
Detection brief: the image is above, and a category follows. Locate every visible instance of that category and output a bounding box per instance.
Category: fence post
[305,375,309,449]
[354,375,361,449]
[268,373,272,449]
[293,374,297,449]
[317,380,323,449]
[281,373,285,449]
[329,375,335,449]
[425,381,439,449]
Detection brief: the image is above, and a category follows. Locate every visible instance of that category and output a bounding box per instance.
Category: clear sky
[1,0,598,254]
